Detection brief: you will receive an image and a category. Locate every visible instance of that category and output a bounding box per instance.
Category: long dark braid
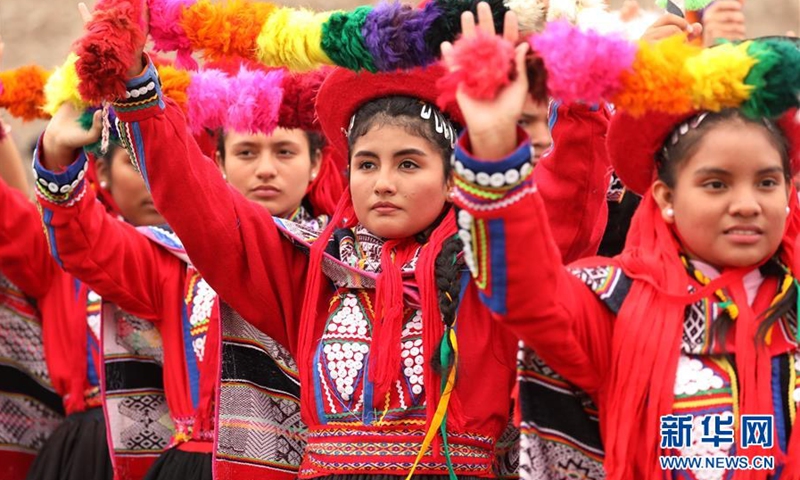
[431,234,465,374]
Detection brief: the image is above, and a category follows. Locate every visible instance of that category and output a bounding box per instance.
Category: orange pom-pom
[611,36,700,116]
[0,66,51,121]
[182,0,275,62]
[157,65,192,113]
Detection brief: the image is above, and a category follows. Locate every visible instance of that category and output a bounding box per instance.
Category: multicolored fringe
[0,57,328,135]
[441,21,800,118]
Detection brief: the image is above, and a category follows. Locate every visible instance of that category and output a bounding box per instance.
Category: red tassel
[74,0,145,103]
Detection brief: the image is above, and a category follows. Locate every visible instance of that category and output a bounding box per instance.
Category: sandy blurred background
[1,0,798,154]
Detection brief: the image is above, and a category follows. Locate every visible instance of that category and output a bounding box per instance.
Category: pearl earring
[99,181,108,189]
[665,207,674,218]
[787,206,791,216]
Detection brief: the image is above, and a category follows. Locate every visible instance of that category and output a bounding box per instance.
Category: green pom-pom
[655,0,714,11]
[742,39,800,118]
[321,6,377,73]
[684,0,714,10]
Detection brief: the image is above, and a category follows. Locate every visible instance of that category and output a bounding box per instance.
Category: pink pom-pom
[148,0,197,69]
[227,67,284,134]
[530,21,637,104]
[186,69,231,133]
[436,30,516,109]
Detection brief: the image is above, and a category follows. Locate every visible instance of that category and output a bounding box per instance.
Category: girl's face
[218,129,320,218]
[96,148,165,227]
[349,124,450,239]
[653,122,790,269]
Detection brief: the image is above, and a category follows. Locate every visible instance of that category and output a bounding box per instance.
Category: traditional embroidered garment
[0,178,112,479]
[33,150,221,480]
[108,60,610,478]
[33,143,329,480]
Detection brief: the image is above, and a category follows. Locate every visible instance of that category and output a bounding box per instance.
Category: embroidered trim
[112,61,164,114]
[32,150,90,205]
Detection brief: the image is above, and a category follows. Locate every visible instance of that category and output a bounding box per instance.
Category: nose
[531,126,552,157]
[254,154,278,180]
[373,167,397,196]
[729,187,762,217]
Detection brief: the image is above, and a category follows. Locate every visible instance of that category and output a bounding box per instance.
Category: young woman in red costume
[35,64,343,480]
[88,1,613,477]
[495,35,800,480]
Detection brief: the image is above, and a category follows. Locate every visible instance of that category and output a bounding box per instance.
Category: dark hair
[346,96,456,179]
[430,234,465,374]
[663,110,794,347]
[215,128,325,165]
[657,109,791,188]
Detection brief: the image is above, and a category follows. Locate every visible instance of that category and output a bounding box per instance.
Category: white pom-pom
[546,0,578,22]
[504,0,547,34]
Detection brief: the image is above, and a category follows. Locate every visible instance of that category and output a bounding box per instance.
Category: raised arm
[452,130,614,395]
[0,177,56,298]
[533,102,611,262]
[112,59,307,351]
[33,146,175,321]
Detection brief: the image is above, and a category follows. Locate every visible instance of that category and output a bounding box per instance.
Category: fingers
[503,10,519,44]
[476,2,496,36]
[440,41,455,71]
[513,42,529,81]
[78,2,93,24]
[87,110,103,139]
[460,10,476,38]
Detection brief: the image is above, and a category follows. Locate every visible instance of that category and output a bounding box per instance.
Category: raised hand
[702,0,746,47]
[640,13,702,43]
[441,2,529,161]
[41,103,102,170]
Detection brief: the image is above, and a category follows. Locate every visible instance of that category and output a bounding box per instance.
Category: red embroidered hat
[315,64,463,160]
[607,108,800,196]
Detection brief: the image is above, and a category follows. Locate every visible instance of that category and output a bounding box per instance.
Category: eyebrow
[353,148,428,158]
[694,166,785,177]
[230,141,260,149]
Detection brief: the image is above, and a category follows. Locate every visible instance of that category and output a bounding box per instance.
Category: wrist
[126,51,146,79]
[41,130,79,170]
[467,124,519,161]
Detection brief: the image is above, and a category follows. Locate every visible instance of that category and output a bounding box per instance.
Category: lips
[723,225,763,235]
[372,201,400,214]
[723,225,764,245]
[250,185,281,199]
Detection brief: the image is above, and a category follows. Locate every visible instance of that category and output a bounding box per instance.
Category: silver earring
[787,206,791,216]
[665,207,674,218]
[99,181,108,189]
[311,173,318,180]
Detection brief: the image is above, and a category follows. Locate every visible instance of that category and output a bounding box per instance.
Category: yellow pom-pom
[256,8,334,71]
[44,53,88,116]
[156,65,192,114]
[685,42,755,111]
[612,35,701,116]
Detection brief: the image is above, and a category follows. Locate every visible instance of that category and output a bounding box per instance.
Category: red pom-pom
[74,0,145,103]
[436,30,516,109]
[279,67,332,131]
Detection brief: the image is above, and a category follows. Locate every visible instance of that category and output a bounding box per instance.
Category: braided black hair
[431,234,465,374]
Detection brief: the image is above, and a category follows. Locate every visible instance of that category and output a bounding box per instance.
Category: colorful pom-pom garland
[438,21,799,119]
[76,0,618,102]
[0,56,329,136]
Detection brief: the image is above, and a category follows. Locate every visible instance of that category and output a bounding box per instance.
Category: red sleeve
[452,131,613,396]
[33,150,177,322]
[112,59,306,351]
[0,177,56,298]
[532,102,611,263]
